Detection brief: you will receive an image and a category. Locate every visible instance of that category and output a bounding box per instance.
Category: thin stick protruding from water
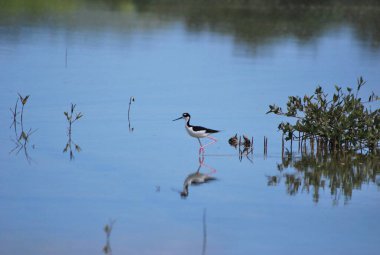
[202,208,207,255]
[264,136,268,157]
[128,96,135,132]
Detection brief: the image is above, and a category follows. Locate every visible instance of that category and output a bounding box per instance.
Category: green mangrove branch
[267,77,379,154]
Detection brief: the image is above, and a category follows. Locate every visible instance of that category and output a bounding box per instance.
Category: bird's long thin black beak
[173,116,184,121]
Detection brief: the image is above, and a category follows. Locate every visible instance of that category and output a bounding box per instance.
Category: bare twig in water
[128,96,135,132]
[18,93,30,131]
[202,208,207,255]
[65,47,68,68]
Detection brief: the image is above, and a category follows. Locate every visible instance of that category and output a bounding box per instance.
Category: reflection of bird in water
[176,156,217,198]
[181,164,217,197]
[173,113,219,154]
[228,133,239,148]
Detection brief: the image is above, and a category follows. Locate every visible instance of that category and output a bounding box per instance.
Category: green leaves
[267,77,379,153]
[64,103,83,124]
[18,93,30,105]
[75,112,83,120]
[266,104,282,115]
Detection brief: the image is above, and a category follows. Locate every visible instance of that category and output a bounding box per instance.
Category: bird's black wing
[192,125,219,133]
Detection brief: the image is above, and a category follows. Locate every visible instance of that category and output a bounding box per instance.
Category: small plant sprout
[63,103,83,160]
[18,93,30,130]
[64,103,83,136]
[9,93,36,164]
[103,219,116,255]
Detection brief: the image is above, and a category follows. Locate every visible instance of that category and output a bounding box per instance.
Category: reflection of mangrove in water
[268,152,379,204]
[179,156,217,198]
[9,94,36,164]
[1,1,380,51]
[63,103,83,160]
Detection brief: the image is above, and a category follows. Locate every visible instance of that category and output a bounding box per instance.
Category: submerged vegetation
[267,77,379,154]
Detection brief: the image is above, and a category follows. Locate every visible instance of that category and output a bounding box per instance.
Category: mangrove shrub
[267,77,379,153]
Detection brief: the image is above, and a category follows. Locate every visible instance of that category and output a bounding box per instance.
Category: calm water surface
[0,1,379,254]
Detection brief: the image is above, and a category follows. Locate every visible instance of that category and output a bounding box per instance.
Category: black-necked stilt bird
[173,113,219,154]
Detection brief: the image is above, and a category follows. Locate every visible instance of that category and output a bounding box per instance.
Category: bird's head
[173,112,191,122]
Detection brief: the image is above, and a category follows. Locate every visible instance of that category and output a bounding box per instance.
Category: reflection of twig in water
[128,96,135,132]
[10,128,37,164]
[63,137,81,160]
[9,98,19,134]
[103,219,116,255]
[63,103,83,160]
[239,146,253,163]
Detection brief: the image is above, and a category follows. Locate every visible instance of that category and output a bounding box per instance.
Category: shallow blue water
[0,3,379,255]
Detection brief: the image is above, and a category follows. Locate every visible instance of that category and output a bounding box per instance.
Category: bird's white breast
[185,126,208,138]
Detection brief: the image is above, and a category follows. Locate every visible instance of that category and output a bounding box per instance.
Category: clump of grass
[63,103,83,160]
[267,77,379,154]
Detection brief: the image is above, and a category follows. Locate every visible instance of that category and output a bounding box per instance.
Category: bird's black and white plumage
[173,113,219,154]
[173,113,219,138]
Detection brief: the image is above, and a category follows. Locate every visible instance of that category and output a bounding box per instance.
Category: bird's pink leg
[202,136,217,150]
[198,138,205,155]
[198,155,216,174]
